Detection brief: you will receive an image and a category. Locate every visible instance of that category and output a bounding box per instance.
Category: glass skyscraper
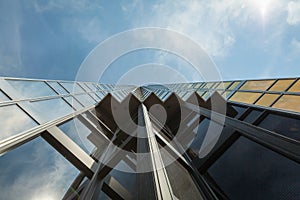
[0,76,299,199]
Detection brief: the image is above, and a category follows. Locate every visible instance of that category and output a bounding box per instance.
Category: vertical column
[137,104,178,200]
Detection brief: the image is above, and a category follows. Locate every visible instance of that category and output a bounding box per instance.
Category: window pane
[240,80,274,91]
[47,81,68,94]
[258,113,300,141]
[0,90,9,101]
[208,137,300,200]
[30,98,73,123]
[59,118,96,154]
[6,80,56,98]
[63,96,83,110]
[288,80,300,92]
[0,137,79,200]
[216,82,232,90]
[255,94,280,107]
[79,83,92,92]
[161,145,203,200]
[228,81,241,90]
[0,105,37,141]
[60,82,84,94]
[75,94,96,106]
[269,79,294,92]
[229,92,261,104]
[272,95,300,112]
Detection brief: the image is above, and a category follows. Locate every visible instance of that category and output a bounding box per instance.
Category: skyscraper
[0,77,299,199]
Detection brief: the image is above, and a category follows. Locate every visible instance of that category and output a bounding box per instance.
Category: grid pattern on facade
[0,77,299,200]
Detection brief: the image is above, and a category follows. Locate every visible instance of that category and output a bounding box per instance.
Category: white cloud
[127,0,287,58]
[287,1,300,25]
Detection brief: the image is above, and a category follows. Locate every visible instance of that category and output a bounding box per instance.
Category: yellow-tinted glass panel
[222,91,231,99]
[272,95,300,112]
[228,81,241,90]
[229,92,261,104]
[269,79,295,92]
[216,82,232,90]
[255,94,280,107]
[288,80,300,92]
[240,80,274,91]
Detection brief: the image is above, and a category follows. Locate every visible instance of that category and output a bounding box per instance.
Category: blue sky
[0,0,300,84]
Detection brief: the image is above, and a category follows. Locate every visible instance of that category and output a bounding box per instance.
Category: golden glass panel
[288,80,300,92]
[228,81,241,90]
[229,92,261,104]
[216,82,232,90]
[272,95,300,113]
[255,94,280,107]
[240,80,275,91]
[269,79,295,92]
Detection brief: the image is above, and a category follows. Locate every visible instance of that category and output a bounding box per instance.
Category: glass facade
[0,76,299,199]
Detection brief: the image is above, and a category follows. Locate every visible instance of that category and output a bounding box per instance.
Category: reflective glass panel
[229,92,261,104]
[75,94,96,106]
[6,80,56,98]
[60,82,85,94]
[47,81,68,94]
[102,160,136,199]
[79,83,92,92]
[288,80,300,92]
[228,81,241,90]
[0,137,79,200]
[208,137,300,200]
[269,79,294,92]
[258,113,300,141]
[240,80,274,91]
[59,118,96,154]
[63,96,83,110]
[0,105,37,141]
[255,94,280,107]
[0,90,9,101]
[216,82,232,90]
[30,98,73,123]
[160,145,203,200]
[272,95,300,112]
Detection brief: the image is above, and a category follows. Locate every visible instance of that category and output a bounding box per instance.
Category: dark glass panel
[242,109,261,124]
[258,113,300,141]
[208,137,300,200]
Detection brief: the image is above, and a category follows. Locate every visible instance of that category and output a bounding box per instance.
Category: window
[6,80,56,98]
[47,81,68,94]
[59,118,96,154]
[0,137,79,199]
[269,79,294,92]
[272,95,300,112]
[229,92,261,104]
[255,94,280,107]
[30,98,74,123]
[258,113,300,141]
[0,90,9,101]
[288,80,300,92]
[0,105,37,141]
[208,137,300,200]
[240,80,274,91]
